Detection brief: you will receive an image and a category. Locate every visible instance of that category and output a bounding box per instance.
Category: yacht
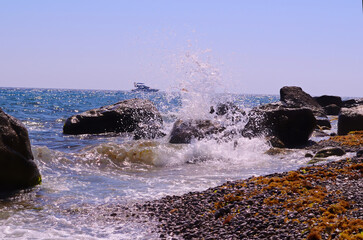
[132,82,159,92]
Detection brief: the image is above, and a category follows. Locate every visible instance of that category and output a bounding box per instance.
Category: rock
[211,102,246,117]
[266,136,285,148]
[357,149,363,158]
[280,86,331,129]
[210,102,247,128]
[63,98,163,139]
[242,103,316,148]
[324,104,341,115]
[169,119,225,144]
[280,86,326,117]
[314,95,342,108]
[342,98,363,108]
[314,147,345,158]
[313,95,342,115]
[308,147,346,164]
[0,108,41,191]
[342,99,358,108]
[338,105,363,135]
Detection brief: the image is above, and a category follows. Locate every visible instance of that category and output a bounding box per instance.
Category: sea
[0,87,340,239]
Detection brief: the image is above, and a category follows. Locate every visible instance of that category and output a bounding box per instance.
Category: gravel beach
[134,156,362,240]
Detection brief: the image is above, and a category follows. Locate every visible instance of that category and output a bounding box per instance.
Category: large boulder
[280,86,330,128]
[242,103,316,148]
[314,95,342,108]
[169,119,225,144]
[314,95,342,115]
[63,98,164,139]
[0,108,41,191]
[338,105,363,135]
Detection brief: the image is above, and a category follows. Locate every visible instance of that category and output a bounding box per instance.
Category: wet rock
[63,98,163,139]
[0,108,41,192]
[265,147,289,156]
[357,149,363,158]
[313,147,345,158]
[315,116,331,129]
[266,136,285,148]
[169,119,225,144]
[338,105,363,135]
[242,103,316,148]
[211,102,244,116]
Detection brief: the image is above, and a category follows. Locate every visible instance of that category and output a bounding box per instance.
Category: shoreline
[129,136,363,239]
[134,157,362,240]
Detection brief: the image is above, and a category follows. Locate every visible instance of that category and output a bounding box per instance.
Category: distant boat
[131,82,159,92]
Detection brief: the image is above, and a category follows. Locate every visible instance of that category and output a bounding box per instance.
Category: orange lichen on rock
[328,131,363,147]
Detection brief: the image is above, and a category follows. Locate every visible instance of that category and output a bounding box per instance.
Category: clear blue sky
[1,0,362,96]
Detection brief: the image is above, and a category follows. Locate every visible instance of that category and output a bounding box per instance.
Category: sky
[0,0,362,97]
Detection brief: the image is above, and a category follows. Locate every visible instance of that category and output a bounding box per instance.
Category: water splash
[170,49,223,120]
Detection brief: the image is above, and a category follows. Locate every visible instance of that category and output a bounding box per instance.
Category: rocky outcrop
[169,119,225,144]
[0,108,41,191]
[280,86,331,128]
[338,105,363,135]
[242,103,316,148]
[63,98,164,139]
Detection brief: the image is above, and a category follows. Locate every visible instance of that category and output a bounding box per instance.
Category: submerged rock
[242,103,316,148]
[63,98,164,139]
[0,108,41,192]
[169,119,225,144]
[338,105,363,135]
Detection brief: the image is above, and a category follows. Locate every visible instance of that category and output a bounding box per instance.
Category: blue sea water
[0,87,318,239]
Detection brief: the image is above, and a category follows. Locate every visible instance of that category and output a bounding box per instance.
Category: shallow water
[0,87,330,239]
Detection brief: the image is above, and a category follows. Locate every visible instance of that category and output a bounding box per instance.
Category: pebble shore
[135,156,362,239]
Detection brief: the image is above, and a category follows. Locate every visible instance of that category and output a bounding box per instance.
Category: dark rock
[315,117,331,129]
[314,95,342,108]
[342,99,363,108]
[342,99,358,108]
[242,103,316,148]
[280,86,326,117]
[169,119,224,144]
[323,104,341,115]
[338,105,363,135]
[356,149,363,158]
[266,136,285,148]
[211,102,246,117]
[280,86,330,128]
[0,108,41,191]
[63,98,163,139]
